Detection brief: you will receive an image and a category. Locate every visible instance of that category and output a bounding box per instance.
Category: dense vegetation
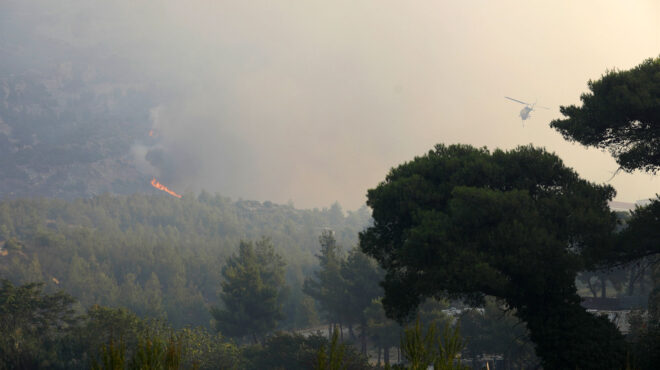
[0,11,658,367]
[0,193,370,329]
[360,144,628,369]
[0,278,372,369]
[0,193,546,368]
[550,56,660,174]
[551,56,660,368]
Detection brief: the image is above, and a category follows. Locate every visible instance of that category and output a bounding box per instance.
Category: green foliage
[569,95,660,357]
[547,57,660,366]
[628,323,660,370]
[0,279,78,369]
[0,281,245,369]
[177,327,242,369]
[315,327,347,370]
[91,335,182,370]
[342,248,383,324]
[626,309,660,370]
[399,319,433,370]
[433,324,467,370]
[240,331,369,370]
[243,331,323,370]
[79,308,242,370]
[365,298,401,364]
[399,318,468,370]
[360,143,626,368]
[617,198,660,262]
[458,299,537,369]
[71,305,149,366]
[0,194,370,329]
[211,239,288,342]
[92,338,125,370]
[304,231,348,326]
[129,335,182,370]
[3,238,23,251]
[304,231,383,354]
[617,198,660,325]
[550,56,660,173]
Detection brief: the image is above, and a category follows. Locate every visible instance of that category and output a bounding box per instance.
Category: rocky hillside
[0,4,160,199]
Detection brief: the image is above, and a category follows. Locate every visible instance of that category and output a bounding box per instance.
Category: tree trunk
[349,322,356,340]
[600,275,607,298]
[640,268,647,294]
[384,346,390,365]
[627,268,636,296]
[360,319,367,354]
[339,322,343,341]
[328,323,333,339]
[587,277,598,298]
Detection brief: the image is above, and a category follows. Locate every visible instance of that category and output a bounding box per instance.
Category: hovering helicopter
[505,96,549,126]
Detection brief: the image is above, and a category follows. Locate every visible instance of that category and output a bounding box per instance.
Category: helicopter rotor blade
[505,96,529,105]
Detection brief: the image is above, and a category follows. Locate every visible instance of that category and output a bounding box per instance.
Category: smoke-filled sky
[7,1,660,209]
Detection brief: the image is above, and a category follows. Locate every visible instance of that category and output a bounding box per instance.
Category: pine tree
[211,238,287,343]
[303,231,347,335]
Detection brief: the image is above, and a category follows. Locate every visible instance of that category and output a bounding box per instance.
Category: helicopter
[505,96,549,126]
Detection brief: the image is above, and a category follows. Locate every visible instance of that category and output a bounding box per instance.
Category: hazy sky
[14,1,660,209]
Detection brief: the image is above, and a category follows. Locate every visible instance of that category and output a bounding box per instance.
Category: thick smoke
[3,0,659,208]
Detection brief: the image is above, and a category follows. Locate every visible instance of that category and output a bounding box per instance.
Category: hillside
[0,193,371,328]
[0,41,156,199]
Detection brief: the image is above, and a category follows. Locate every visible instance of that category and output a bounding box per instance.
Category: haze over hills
[0,2,658,368]
[1,1,659,208]
[0,69,155,199]
[0,6,156,199]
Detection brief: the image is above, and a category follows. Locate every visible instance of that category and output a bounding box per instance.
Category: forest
[0,188,657,368]
[1,2,659,369]
[0,193,534,368]
[1,59,659,368]
[0,193,370,328]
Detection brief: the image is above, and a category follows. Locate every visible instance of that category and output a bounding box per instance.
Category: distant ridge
[608,199,654,212]
[608,201,637,212]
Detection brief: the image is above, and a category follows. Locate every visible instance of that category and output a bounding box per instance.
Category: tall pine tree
[211,238,287,343]
[303,231,347,336]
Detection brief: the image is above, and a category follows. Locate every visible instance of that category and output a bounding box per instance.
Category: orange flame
[149,130,155,137]
[150,178,182,198]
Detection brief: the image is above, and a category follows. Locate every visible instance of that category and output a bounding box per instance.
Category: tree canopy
[551,56,660,332]
[550,56,660,173]
[0,279,77,368]
[360,143,625,369]
[0,193,370,329]
[303,230,383,354]
[211,238,288,342]
[615,200,660,262]
[303,231,347,329]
